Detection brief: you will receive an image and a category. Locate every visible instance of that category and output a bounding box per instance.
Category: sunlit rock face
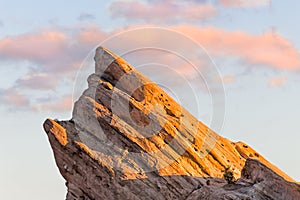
[43,47,299,200]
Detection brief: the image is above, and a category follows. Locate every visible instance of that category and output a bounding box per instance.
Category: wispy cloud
[0,89,73,112]
[78,13,95,21]
[171,25,300,70]
[0,26,109,112]
[0,88,29,108]
[214,75,236,84]
[14,73,59,90]
[0,24,299,112]
[33,95,73,112]
[108,0,271,25]
[217,0,271,7]
[0,31,67,61]
[109,0,217,24]
[0,20,3,27]
[77,27,108,46]
[0,31,72,92]
[0,27,108,91]
[268,77,287,87]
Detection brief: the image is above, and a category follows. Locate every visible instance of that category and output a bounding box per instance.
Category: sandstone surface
[43,47,300,199]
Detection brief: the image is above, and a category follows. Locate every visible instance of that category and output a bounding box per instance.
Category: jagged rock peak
[43,46,299,200]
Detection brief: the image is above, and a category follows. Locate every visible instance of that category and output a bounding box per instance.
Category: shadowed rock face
[186,159,300,200]
[43,47,300,200]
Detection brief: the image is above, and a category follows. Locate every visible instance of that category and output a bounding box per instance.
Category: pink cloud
[218,0,271,7]
[171,25,300,70]
[268,77,287,87]
[214,75,236,84]
[15,73,59,90]
[34,95,73,112]
[0,24,299,112]
[0,27,109,91]
[88,25,300,71]
[0,89,73,112]
[0,27,109,67]
[77,27,108,46]
[0,27,109,111]
[0,31,67,61]
[0,88,29,107]
[109,0,217,24]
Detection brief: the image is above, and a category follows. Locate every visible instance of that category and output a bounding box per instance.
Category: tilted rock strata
[43,46,299,199]
[43,119,300,200]
[44,119,207,200]
[187,159,300,200]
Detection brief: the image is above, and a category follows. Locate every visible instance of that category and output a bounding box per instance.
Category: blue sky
[1,0,300,199]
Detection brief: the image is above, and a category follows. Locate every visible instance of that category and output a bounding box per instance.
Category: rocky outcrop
[43,46,299,199]
[187,159,300,200]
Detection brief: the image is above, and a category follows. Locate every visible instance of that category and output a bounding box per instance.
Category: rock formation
[43,46,300,200]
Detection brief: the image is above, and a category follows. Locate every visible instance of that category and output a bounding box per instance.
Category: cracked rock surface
[43,47,300,200]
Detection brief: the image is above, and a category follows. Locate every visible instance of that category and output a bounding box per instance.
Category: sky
[1,0,300,199]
